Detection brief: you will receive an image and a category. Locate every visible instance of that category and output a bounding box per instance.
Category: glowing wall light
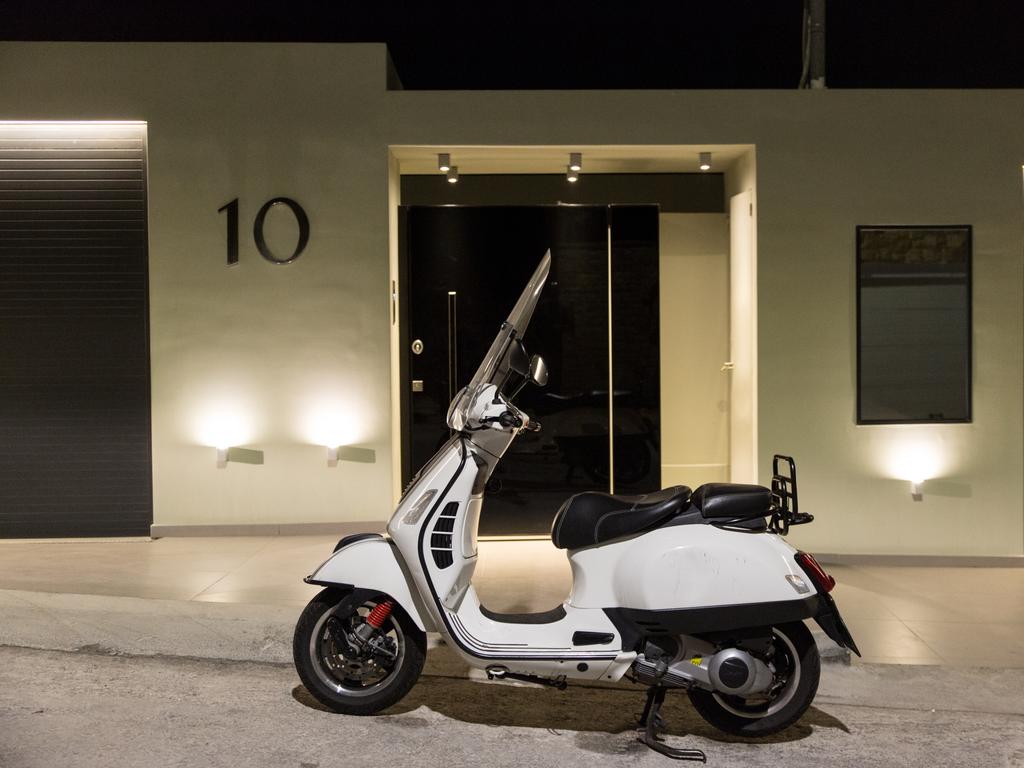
[191,399,257,451]
[216,446,264,468]
[296,393,376,466]
[885,440,944,484]
[296,393,375,466]
[877,429,953,501]
[327,445,376,466]
[188,381,264,468]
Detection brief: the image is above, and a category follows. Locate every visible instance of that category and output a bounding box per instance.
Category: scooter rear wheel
[293,588,426,715]
[687,621,820,736]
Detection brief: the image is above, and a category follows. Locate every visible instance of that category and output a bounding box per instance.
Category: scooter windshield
[447,251,550,428]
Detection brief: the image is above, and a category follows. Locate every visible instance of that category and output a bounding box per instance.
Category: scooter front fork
[637,686,707,762]
[343,599,398,663]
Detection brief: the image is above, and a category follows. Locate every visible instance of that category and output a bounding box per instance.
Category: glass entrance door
[399,204,660,536]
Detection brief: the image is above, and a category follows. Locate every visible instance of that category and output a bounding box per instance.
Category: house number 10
[217,197,310,266]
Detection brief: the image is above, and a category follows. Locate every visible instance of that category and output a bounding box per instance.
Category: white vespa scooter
[294,252,859,760]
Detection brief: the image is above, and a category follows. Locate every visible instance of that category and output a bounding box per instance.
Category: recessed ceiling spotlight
[446,166,459,184]
[566,165,579,183]
[569,152,582,172]
[438,153,451,172]
[699,152,712,171]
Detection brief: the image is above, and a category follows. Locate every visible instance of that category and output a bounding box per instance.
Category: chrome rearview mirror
[508,338,530,377]
[529,354,549,387]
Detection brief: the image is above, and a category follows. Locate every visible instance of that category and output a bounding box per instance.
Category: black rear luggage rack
[768,454,814,534]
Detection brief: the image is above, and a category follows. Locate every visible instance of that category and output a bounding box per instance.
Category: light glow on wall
[878,429,952,484]
[297,394,367,450]
[191,399,258,449]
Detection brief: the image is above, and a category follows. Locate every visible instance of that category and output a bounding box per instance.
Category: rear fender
[305,535,434,632]
[813,591,861,656]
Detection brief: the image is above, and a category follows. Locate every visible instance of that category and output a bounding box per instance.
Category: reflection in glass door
[399,205,660,536]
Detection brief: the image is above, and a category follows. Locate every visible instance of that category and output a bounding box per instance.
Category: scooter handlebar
[507,409,540,434]
[497,410,523,429]
[496,409,541,432]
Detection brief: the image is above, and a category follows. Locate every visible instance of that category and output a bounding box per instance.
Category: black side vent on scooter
[636,620,670,635]
[431,502,459,569]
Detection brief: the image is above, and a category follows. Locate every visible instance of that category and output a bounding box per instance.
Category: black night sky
[4,0,1024,89]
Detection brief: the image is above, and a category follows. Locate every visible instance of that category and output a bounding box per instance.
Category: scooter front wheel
[687,621,820,737]
[293,588,426,715]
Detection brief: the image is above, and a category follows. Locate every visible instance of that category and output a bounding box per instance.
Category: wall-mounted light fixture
[881,433,947,502]
[699,152,712,171]
[569,152,582,172]
[216,446,264,468]
[327,445,377,467]
[446,166,459,184]
[566,165,579,183]
[438,153,451,172]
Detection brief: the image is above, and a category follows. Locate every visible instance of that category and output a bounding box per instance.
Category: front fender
[305,535,434,632]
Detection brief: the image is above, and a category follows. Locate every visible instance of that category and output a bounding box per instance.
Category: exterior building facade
[0,42,1021,559]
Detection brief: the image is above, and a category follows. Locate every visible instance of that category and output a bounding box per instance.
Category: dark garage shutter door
[0,123,152,537]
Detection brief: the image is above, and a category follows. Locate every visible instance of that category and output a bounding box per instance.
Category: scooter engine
[633,637,774,696]
[706,648,774,696]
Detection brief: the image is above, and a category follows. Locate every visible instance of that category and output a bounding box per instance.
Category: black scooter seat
[550,486,691,550]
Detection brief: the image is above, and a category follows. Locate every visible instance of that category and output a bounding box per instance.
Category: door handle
[721,362,735,372]
[447,291,458,404]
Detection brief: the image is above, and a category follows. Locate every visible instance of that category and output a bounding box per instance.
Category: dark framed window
[856,225,972,424]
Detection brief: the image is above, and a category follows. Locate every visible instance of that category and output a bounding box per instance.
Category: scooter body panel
[567,524,809,610]
[307,537,435,632]
[441,585,635,681]
[370,434,824,682]
[387,438,480,624]
[383,437,637,680]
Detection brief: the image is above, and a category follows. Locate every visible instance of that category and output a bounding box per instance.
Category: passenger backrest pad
[690,483,772,519]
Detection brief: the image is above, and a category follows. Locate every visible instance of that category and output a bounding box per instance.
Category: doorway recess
[388,145,758,534]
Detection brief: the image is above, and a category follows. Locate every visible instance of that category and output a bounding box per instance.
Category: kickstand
[637,686,707,762]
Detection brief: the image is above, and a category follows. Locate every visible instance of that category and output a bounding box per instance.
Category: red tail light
[795,552,836,593]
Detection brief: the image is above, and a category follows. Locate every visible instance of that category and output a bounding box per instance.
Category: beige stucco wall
[658,214,730,489]
[383,89,1024,557]
[1,43,1021,556]
[0,43,397,528]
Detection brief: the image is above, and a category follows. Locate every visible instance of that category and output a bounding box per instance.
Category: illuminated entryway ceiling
[391,145,753,175]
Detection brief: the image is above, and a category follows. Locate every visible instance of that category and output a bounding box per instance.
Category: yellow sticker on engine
[690,656,702,666]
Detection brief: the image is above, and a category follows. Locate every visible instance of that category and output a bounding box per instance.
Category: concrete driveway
[2,645,1022,768]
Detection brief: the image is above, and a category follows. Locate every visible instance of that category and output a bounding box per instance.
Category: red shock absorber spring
[365,600,395,629]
